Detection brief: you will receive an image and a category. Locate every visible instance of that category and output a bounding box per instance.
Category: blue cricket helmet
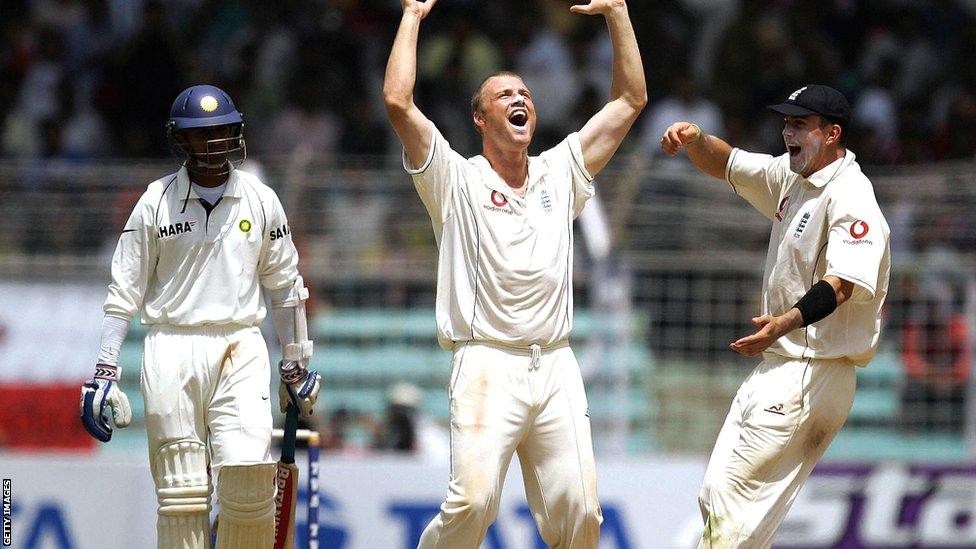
[166,84,246,174]
[167,84,243,132]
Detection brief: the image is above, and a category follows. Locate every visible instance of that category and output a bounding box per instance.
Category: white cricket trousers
[418,341,602,549]
[698,353,856,548]
[142,324,273,474]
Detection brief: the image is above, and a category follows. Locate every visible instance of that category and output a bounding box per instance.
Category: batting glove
[80,364,132,442]
[278,360,321,419]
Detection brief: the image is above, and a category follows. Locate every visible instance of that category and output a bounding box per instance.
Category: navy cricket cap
[767,85,851,124]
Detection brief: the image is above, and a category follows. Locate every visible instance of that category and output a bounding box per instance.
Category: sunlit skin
[473,75,537,193]
[782,114,844,177]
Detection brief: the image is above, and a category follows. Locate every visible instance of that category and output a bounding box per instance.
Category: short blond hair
[471,71,525,114]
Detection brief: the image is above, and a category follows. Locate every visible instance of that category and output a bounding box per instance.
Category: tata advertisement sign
[4,455,976,548]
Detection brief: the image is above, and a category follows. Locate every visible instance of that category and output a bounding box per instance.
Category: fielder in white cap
[662,84,891,548]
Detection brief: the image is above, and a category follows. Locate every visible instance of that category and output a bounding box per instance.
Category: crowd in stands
[2,0,976,163]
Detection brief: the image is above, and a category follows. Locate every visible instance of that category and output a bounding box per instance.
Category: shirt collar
[471,154,545,199]
[804,149,855,188]
[177,165,242,201]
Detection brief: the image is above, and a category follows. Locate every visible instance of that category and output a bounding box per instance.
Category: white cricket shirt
[726,149,890,365]
[103,166,300,326]
[406,125,594,350]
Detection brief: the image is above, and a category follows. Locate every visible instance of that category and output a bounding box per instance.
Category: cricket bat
[274,404,300,549]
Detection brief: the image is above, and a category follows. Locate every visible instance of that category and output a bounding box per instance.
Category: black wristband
[792,280,838,327]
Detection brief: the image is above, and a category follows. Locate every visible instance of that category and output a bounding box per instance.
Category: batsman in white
[79,84,321,549]
[661,85,891,548]
[384,1,645,547]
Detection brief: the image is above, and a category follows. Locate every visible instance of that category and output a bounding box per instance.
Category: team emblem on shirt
[788,86,807,101]
[775,196,790,222]
[792,211,810,239]
[157,220,196,238]
[239,219,252,233]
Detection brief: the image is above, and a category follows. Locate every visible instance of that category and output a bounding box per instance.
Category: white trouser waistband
[147,324,256,337]
[454,340,570,370]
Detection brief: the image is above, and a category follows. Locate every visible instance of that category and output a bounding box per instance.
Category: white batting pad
[153,440,212,548]
[215,462,277,549]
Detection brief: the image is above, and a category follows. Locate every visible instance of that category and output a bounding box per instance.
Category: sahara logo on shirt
[269,224,291,241]
[158,220,197,238]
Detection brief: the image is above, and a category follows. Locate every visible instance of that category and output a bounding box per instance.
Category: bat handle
[281,404,299,464]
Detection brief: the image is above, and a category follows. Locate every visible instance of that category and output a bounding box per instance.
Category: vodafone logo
[491,191,508,207]
[850,220,869,239]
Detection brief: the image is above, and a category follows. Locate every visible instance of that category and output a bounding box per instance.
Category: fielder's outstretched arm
[661,121,732,180]
[577,0,647,177]
[729,275,856,356]
[384,0,438,169]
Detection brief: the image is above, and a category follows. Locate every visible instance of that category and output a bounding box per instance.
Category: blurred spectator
[102,0,181,156]
[516,15,578,148]
[899,248,973,433]
[371,382,449,461]
[323,175,391,276]
[679,0,740,90]
[61,79,113,159]
[419,10,501,95]
[900,282,971,433]
[2,27,65,158]
[264,79,341,160]
[851,59,899,164]
[938,91,976,160]
[31,0,87,35]
[339,96,389,157]
[321,406,353,454]
[638,74,723,163]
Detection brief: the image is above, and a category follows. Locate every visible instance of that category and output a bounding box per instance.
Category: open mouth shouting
[787,144,801,157]
[508,107,528,130]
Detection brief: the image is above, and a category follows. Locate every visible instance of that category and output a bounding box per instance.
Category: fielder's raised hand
[80,364,132,442]
[570,0,627,16]
[661,122,704,156]
[400,0,438,18]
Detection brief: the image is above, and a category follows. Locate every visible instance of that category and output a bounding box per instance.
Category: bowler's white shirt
[727,149,890,365]
[104,166,299,326]
[406,125,594,350]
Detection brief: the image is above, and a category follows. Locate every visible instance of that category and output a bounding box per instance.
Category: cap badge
[788,86,808,101]
[200,95,219,112]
